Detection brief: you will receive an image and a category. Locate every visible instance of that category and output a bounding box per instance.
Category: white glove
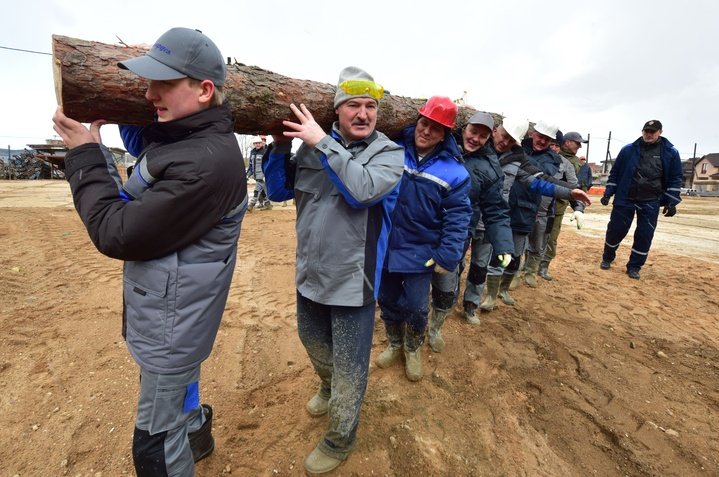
[424,258,450,274]
[570,210,584,230]
[497,253,512,268]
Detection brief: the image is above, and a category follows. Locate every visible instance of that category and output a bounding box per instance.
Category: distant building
[691,153,719,192]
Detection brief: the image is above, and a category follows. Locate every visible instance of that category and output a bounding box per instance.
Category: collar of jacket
[401,124,461,164]
[142,103,234,144]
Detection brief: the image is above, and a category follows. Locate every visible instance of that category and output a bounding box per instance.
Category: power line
[0,45,52,56]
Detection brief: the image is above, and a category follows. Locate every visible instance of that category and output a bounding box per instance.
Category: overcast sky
[2,0,718,164]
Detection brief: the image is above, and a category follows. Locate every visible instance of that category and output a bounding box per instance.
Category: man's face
[253,141,264,149]
[415,116,446,155]
[563,139,581,155]
[145,78,207,122]
[642,129,662,144]
[530,131,552,152]
[549,142,561,154]
[336,98,378,142]
[492,126,517,153]
[462,123,492,153]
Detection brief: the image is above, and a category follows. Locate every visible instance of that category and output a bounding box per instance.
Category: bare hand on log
[282,104,326,147]
[52,107,106,150]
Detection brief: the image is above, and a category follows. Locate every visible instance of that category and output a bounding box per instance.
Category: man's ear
[198,80,215,104]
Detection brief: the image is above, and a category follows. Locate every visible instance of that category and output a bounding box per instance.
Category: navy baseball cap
[119,28,226,86]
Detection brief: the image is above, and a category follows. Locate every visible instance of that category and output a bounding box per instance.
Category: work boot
[627,268,641,279]
[600,260,612,270]
[538,261,553,281]
[498,273,516,305]
[479,274,501,312]
[403,326,424,382]
[306,392,329,417]
[375,321,405,368]
[463,301,480,325]
[428,308,449,353]
[523,255,540,288]
[188,404,215,463]
[509,273,520,290]
[304,445,344,474]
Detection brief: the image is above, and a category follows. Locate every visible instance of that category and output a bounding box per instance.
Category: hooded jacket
[385,125,472,273]
[65,104,247,373]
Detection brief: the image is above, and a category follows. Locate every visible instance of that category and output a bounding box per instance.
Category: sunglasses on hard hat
[338,80,385,100]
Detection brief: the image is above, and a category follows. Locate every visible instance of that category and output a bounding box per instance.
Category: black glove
[663,204,677,217]
[600,195,610,206]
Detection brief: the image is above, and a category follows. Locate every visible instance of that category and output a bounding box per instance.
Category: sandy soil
[1,180,718,477]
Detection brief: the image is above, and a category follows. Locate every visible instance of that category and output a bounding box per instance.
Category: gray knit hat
[119,27,226,86]
[333,66,383,108]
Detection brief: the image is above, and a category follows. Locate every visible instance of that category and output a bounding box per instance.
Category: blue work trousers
[296,291,375,460]
[602,201,660,270]
[378,270,433,333]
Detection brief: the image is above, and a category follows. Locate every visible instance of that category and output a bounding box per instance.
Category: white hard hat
[250,136,263,143]
[533,120,559,138]
[501,117,529,144]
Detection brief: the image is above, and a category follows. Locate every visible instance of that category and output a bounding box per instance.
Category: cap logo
[153,42,171,55]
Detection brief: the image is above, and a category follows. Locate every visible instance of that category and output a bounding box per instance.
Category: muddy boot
[523,256,539,288]
[463,301,480,325]
[479,274,501,312]
[188,404,215,463]
[538,261,553,281]
[509,273,520,290]
[498,273,516,305]
[428,308,449,353]
[403,326,424,382]
[375,321,405,369]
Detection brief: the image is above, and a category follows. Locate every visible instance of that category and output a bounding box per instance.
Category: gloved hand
[570,210,584,229]
[600,195,610,206]
[425,258,450,274]
[663,204,677,217]
[497,254,512,268]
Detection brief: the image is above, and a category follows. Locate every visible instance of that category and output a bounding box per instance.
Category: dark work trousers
[602,200,660,270]
[378,269,433,334]
[460,232,493,306]
[296,291,375,460]
[134,366,205,477]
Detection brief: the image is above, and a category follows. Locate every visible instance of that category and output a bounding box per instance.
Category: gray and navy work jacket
[605,136,682,208]
[492,143,576,234]
[65,104,247,374]
[263,125,404,307]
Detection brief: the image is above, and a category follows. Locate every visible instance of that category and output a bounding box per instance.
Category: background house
[690,153,719,193]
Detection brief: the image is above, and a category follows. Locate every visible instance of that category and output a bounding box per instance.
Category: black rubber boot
[188,404,215,463]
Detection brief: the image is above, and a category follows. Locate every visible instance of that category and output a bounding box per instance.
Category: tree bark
[53,35,497,138]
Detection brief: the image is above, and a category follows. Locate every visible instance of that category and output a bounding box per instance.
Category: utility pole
[603,131,612,175]
[585,133,590,162]
[691,142,698,188]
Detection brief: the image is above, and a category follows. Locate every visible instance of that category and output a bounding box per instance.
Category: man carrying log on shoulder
[52,27,247,477]
[263,66,404,474]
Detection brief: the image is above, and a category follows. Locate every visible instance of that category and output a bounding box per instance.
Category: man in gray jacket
[52,27,247,476]
[263,67,404,474]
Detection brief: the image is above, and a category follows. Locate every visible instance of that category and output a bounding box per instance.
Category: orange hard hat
[418,96,457,129]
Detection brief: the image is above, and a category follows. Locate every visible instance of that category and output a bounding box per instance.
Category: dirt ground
[1,180,718,477]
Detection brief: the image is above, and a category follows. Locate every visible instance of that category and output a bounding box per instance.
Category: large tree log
[53,35,499,138]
